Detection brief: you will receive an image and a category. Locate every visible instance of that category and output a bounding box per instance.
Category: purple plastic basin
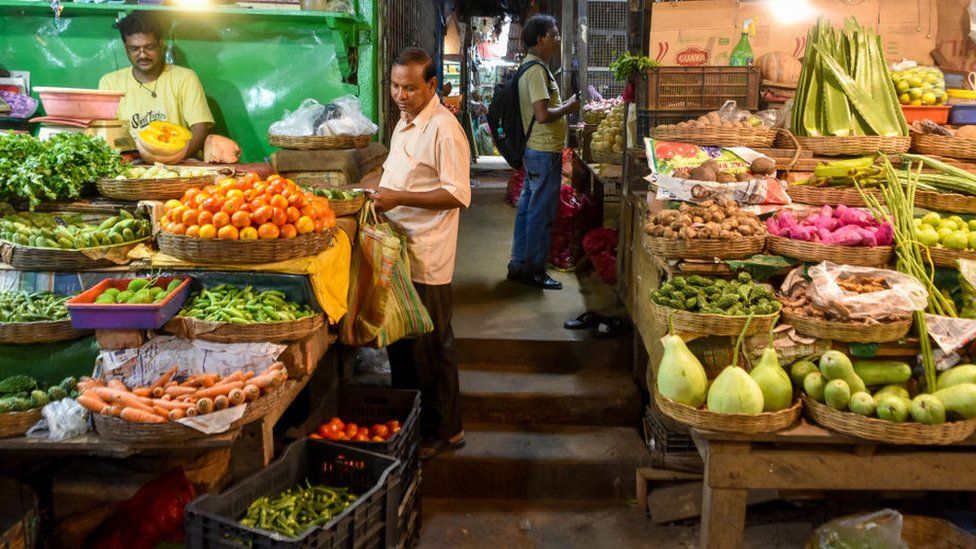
[66,276,191,330]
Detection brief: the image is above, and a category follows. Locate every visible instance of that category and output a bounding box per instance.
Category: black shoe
[522,271,563,290]
[564,311,605,330]
[506,266,523,282]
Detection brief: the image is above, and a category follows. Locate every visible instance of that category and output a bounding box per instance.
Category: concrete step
[422,423,651,500]
[456,337,632,371]
[459,368,641,426]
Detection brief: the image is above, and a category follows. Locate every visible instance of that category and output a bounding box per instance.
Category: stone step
[459,368,641,426]
[422,423,651,499]
[456,337,632,371]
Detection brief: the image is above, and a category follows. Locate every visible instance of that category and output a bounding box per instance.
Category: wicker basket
[781,310,912,343]
[652,125,777,148]
[268,133,372,150]
[0,320,89,345]
[93,413,238,443]
[787,185,879,207]
[911,133,976,160]
[163,313,324,343]
[803,396,976,445]
[766,235,893,267]
[156,229,334,265]
[901,515,976,547]
[240,381,289,425]
[924,246,976,269]
[654,390,802,434]
[96,174,215,201]
[0,239,147,271]
[590,148,622,164]
[643,232,766,260]
[915,190,976,214]
[648,301,779,337]
[0,409,41,439]
[794,135,911,156]
[329,194,366,217]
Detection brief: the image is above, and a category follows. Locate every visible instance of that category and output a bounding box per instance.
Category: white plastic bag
[806,262,928,320]
[316,95,379,137]
[269,98,327,136]
[42,398,90,441]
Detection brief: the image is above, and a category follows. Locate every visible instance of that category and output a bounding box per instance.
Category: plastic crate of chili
[185,439,400,548]
[644,66,760,111]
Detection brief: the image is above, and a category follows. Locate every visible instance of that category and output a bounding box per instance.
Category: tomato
[371,436,385,442]
[239,226,259,240]
[323,210,337,228]
[309,433,323,440]
[198,224,217,239]
[252,205,273,225]
[317,424,332,438]
[243,189,256,201]
[254,182,269,196]
[217,225,239,240]
[328,417,344,430]
[197,210,214,227]
[164,199,182,211]
[171,223,187,235]
[168,205,185,224]
[267,181,285,196]
[257,223,280,240]
[270,207,288,226]
[225,189,244,200]
[371,424,389,438]
[243,172,260,185]
[357,427,370,438]
[183,188,201,203]
[283,206,300,223]
[268,194,289,210]
[313,218,326,233]
[160,214,171,226]
[222,198,245,214]
[280,223,297,239]
[185,225,200,238]
[193,192,210,207]
[181,208,199,226]
[231,211,252,229]
[353,433,370,442]
[295,216,315,235]
[289,193,306,209]
[201,197,221,214]
[212,211,231,228]
[344,423,358,436]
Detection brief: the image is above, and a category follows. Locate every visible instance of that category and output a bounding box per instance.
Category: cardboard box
[935,0,976,72]
[649,0,937,67]
[278,327,331,379]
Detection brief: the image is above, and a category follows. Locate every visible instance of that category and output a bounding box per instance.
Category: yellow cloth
[150,230,352,324]
[519,54,566,153]
[98,64,215,138]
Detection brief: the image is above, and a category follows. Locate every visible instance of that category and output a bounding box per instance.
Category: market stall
[627,14,976,548]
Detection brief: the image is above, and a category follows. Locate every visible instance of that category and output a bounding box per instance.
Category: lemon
[899,93,911,105]
[922,92,937,105]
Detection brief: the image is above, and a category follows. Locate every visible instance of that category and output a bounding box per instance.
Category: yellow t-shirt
[98,64,214,138]
[518,54,566,153]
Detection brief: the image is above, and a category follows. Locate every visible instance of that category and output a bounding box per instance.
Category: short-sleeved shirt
[518,54,566,153]
[98,64,214,138]
[379,95,471,285]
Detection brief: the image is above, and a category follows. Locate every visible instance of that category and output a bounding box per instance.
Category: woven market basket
[157,229,334,265]
[652,125,777,148]
[0,409,41,439]
[0,320,89,345]
[590,148,622,164]
[781,310,912,343]
[924,246,976,269]
[794,135,910,156]
[901,515,976,547]
[643,232,766,260]
[654,390,802,434]
[915,190,976,214]
[648,301,779,337]
[803,396,976,445]
[163,313,324,344]
[766,235,893,267]
[0,239,147,271]
[328,194,366,217]
[786,185,879,207]
[268,133,372,150]
[96,174,215,201]
[93,412,239,443]
[240,381,289,425]
[911,133,976,161]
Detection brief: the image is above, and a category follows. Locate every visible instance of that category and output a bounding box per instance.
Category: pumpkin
[135,138,184,165]
[138,121,191,155]
[757,52,802,87]
[204,134,241,164]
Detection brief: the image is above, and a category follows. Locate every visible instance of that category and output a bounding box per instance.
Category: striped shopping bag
[339,201,433,347]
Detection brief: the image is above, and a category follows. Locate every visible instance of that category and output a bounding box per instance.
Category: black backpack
[488,60,546,169]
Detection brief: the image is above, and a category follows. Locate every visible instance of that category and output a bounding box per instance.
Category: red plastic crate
[66,276,191,330]
[901,105,950,124]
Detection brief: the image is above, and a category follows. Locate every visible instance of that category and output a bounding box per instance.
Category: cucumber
[853,360,913,386]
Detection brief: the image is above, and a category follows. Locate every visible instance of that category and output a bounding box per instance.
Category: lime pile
[891,66,947,106]
[914,212,976,250]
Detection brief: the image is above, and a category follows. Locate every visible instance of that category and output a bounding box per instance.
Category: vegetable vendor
[97,11,216,162]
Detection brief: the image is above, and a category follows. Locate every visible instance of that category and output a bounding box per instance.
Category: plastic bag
[269,98,326,136]
[805,262,929,320]
[316,95,379,137]
[87,468,195,549]
[809,509,907,549]
[43,398,89,441]
[890,64,947,106]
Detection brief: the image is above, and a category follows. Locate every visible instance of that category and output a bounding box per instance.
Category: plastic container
[950,104,976,125]
[185,439,400,548]
[33,87,124,119]
[66,277,191,330]
[901,105,950,124]
[947,89,976,105]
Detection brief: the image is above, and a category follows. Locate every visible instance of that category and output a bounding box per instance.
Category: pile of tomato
[310,416,401,443]
[160,173,336,240]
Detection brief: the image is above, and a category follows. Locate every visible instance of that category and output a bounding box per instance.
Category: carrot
[152,405,170,418]
[196,398,214,415]
[77,393,110,414]
[151,387,165,398]
[242,371,256,381]
[152,399,193,411]
[213,395,229,411]
[103,405,119,417]
[161,394,172,401]
[121,407,166,423]
[92,388,156,415]
[78,377,106,391]
[193,381,244,400]
[243,384,260,402]
[169,409,186,420]
[165,386,196,397]
[222,371,245,384]
[107,379,128,391]
[186,407,198,417]
[133,387,151,398]
[228,388,245,406]
[250,373,279,391]
[150,366,179,390]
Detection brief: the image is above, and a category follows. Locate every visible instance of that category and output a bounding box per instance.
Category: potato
[749,157,776,175]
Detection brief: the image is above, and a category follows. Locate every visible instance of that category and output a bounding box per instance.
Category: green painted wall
[0,1,377,162]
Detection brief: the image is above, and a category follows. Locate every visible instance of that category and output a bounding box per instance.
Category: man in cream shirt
[371,47,470,458]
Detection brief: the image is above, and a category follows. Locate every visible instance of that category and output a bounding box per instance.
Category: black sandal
[420,432,466,460]
[564,311,605,330]
[594,316,631,339]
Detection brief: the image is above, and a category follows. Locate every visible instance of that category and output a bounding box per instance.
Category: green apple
[944,231,970,250]
[949,215,966,227]
[940,219,960,231]
[968,220,976,232]
[921,212,942,227]
[938,227,955,241]
[968,232,976,250]
[913,217,923,226]
[918,227,941,247]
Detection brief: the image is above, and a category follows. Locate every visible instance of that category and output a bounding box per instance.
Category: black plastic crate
[396,470,421,549]
[642,405,703,473]
[185,439,400,548]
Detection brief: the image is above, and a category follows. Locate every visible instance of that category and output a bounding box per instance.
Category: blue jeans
[509,148,561,275]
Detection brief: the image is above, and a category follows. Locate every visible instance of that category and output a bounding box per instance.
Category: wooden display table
[692,420,976,549]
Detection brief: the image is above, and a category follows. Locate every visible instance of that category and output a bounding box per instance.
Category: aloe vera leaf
[811,41,899,136]
[802,29,824,136]
[874,34,909,135]
[792,26,815,135]
[821,24,852,136]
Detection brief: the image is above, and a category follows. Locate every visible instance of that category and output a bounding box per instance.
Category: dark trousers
[387,282,462,441]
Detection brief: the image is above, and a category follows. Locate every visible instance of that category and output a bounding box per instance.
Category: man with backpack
[504,14,579,290]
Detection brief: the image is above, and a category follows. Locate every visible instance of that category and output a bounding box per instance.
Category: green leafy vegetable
[609,52,658,82]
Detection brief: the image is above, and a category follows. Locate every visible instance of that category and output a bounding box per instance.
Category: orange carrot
[150,366,178,390]
[242,384,260,402]
[77,393,110,414]
[193,381,245,400]
[78,377,106,390]
[107,379,127,391]
[161,394,172,401]
[151,387,165,398]
[168,409,186,420]
[196,398,214,415]
[250,373,279,391]
[213,395,229,411]
[165,386,196,397]
[133,387,151,398]
[121,407,166,423]
[242,371,256,381]
[92,388,156,415]
[222,371,245,384]
[228,388,245,406]
[152,405,170,418]
[186,407,198,417]
[152,399,193,411]
[103,405,119,417]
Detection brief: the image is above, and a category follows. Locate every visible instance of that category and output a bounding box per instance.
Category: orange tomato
[269,194,289,210]
[217,225,239,240]
[313,218,326,233]
[289,193,306,209]
[285,206,301,223]
[231,210,252,229]
[160,214,171,226]
[254,182,269,196]
[238,203,252,213]
[185,225,201,238]
[280,223,297,239]
[222,198,244,214]
[252,205,273,225]
[250,196,269,211]
[267,181,284,195]
[243,172,260,185]
[239,226,259,240]
[371,424,390,438]
[171,223,187,235]
[354,433,370,442]
[309,433,323,440]
[323,210,337,228]
[295,216,315,235]
[386,420,400,431]
[218,178,236,191]
[243,189,256,201]
[193,192,210,207]
[270,207,288,226]
[168,205,185,224]
[257,223,280,240]
[201,197,221,214]
[371,436,385,442]
[328,417,345,430]
[212,211,231,228]
[198,224,217,239]
[344,423,358,436]
[181,208,199,226]
[164,199,182,211]
[197,210,214,226]
[226,189,244,201]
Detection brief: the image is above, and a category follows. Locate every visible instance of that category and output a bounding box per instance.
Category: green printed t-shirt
[518,54,566,153]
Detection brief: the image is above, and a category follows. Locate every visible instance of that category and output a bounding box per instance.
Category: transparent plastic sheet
[270,96,378,137]
[30,398,89,441]
[788,262,928,321]
[717,100,777,128]
[810,509,907,549]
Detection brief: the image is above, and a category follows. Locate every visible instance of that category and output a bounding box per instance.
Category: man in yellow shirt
[98,11,214,161]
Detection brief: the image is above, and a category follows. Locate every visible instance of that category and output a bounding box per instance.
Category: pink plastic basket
[33,87,124,119]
